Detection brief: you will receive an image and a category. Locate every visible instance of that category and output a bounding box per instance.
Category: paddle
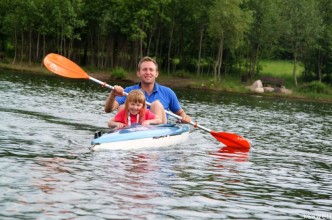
[43,53,251,149]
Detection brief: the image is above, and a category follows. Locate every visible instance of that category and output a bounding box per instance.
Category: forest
[0,0,332,86]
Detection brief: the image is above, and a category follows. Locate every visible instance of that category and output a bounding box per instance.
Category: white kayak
[91,124,190,151]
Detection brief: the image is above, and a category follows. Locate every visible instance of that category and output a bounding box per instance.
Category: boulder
[280,88,293,95]
[248,80,264,93]
[264,86,275,93]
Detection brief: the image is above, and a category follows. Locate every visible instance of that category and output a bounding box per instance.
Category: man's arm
[166,87,191,123]
[105,91,118,113]
[104,86,124,113]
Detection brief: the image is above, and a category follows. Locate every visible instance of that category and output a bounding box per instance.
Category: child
[108,90,162,128]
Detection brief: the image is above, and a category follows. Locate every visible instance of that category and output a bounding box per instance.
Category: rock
[248,80,264,93]
[247,80,292,94]
[280,88,293,95]
[264,87,274,93]
[254,87,264,93]
[252,80,263,88]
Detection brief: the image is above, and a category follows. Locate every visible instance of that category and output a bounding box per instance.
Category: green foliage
[111,67,127,80]
[172,58,180,65]
[208,0,253,49]
[297,81,330,94]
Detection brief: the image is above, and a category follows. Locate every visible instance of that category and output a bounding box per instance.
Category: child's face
[128,102,143,115]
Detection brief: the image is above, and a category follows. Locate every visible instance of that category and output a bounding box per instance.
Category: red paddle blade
[43,53,89,79]
[210,131,251,149]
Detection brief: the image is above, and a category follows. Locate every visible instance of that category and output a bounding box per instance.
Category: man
[104,56,191,124]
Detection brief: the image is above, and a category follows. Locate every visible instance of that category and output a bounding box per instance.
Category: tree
[304,0,332,84]
[208,0,252,82]
[279,0,322,86]
[245,0,282,79]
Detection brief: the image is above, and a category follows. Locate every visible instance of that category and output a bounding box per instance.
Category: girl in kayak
[108,90,162,128]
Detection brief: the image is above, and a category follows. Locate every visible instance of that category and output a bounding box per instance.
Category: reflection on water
[210,146,250,162]
[0,70,331,219]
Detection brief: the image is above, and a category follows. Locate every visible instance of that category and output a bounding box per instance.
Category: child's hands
[141,121,151,126]
[114,122,126,129]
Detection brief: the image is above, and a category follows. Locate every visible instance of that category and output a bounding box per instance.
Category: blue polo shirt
[115,83,182,114]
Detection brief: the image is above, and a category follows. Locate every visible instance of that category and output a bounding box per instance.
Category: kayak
[91,124,190,151]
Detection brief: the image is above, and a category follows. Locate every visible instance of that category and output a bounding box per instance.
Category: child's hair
[124,90,146,124]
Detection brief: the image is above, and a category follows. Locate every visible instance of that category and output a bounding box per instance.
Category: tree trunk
[12,28,17,64]
[63,38,66,58]
[197,24,204,77]
[41,34,45,66]
[36,33,40,61]
[29,29,32,66]
[251,44,260,79]
[318,49,322,82]
[217,33,224,82]
[139,34,143,59]
[147,29,154,56]
[20,30,24,64]
[167,21,174,75]
[250,47,255,78]
[293,52,298,86]
[245,44,249,80]
[155,26,161,58]
[213,61,217,83]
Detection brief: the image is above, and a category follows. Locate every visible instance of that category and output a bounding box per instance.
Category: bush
[297,81,330,94]
[111,67,127,80]
[173,70,191,78]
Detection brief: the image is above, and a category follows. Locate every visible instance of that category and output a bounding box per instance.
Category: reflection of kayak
[91,124,190,151]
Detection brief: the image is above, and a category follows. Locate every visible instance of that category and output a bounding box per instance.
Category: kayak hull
[91,124,190,151]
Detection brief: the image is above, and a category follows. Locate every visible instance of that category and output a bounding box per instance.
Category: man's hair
[137,56,158,71]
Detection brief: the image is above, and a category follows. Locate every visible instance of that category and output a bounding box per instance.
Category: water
[0,70,331,219]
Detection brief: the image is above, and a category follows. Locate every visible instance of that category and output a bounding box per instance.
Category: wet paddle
[43,53,251,149]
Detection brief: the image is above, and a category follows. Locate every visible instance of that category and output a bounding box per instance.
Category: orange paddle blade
[210,131,251,149]
[43,53,89,79]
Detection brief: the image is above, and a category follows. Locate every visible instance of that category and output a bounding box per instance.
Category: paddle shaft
[90,76,211,132]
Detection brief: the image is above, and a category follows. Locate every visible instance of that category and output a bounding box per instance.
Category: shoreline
[1,62,331,104]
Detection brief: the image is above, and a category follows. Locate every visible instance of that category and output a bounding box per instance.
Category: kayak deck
[91,124,190,151]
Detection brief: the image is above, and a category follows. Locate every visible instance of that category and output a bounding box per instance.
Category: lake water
[0,70,331,219]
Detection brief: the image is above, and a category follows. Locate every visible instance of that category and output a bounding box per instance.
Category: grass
[259,60,304,78]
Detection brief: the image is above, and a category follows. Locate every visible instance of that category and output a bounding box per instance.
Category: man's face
[137,61,159,84]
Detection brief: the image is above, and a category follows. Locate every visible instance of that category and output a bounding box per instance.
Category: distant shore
[1,62,331,104]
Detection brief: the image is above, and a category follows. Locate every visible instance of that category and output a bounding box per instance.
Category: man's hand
[181,114,191,124]
[176,109,191,124]
[112,85,125,96]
